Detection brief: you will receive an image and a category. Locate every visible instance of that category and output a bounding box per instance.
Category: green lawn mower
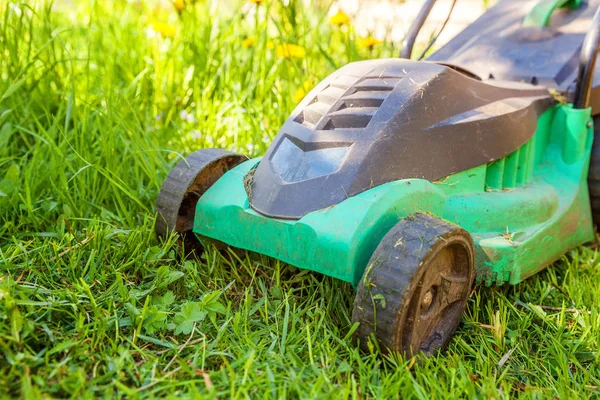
[156,0,600,357]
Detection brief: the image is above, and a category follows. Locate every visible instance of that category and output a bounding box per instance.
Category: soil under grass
[0,1,599,398]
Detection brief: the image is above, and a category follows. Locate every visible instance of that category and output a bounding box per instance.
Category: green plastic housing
[194,105,594,287]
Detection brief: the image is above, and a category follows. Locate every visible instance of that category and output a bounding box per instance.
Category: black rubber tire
[588,116,600,227]
[156,148,248,253]
[352,213,475,357]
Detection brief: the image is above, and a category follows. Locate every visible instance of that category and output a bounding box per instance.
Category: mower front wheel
[352,214,475,357]
[156,148,248,254]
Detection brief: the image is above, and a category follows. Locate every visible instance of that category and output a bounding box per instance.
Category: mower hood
[248,59,553,219]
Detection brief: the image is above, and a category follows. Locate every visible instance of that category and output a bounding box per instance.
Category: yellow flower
[358,36,382,49]
[266,41,275,49]
[329,10,350,26]
[242,37,256,48]
[293,80,315,103]
[173,0,184,11]
[276,43,306,59]
[151,21,176,38]
[250,0,265,4]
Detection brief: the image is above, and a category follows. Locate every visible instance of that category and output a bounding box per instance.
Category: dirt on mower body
[157,0,600,356]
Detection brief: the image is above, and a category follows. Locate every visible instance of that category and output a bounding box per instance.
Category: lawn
[0,0,599,398]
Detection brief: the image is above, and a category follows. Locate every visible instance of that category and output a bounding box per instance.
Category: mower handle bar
[400,0,437,59]
[402,0,599,110]
[574,5,600,109]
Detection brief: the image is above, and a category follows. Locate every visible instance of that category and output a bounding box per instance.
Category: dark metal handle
[400,0,438,59]
[574,5,600,109]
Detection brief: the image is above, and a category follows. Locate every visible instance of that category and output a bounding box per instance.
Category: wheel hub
[421,289,434,311]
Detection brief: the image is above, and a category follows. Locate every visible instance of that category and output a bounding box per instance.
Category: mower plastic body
[191,0,600,288]
[194,105,594,287]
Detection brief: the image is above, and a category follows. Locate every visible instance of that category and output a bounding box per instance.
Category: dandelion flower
[276,43,306,59]
[329,10,350,26]
[358,36,382,49]
[250,0,265,4]
[293,87,305,103]
[151,21,176,38]
[173,0,184,11]
[293,80,314,103]
[242,37,256,48]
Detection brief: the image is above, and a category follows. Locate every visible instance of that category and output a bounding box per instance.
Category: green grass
[0,0,599,397]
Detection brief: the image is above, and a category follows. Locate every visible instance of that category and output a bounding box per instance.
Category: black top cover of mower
[429,0,600,112]
[249,59,552,219]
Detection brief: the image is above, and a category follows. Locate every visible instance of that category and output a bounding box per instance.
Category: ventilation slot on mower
[301,101,330,127]
[294,75,361,129]
[317,86,346,105]
[322,76,400,130]
[324,107,378,130]
[330,74,360,90]
[485,139,535,191]
[353,77,401,92]
[294,75,402,131]
[342,91,389,108]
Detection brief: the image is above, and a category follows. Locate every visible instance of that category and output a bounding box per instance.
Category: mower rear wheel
[352,214,475,357]
[588,116,600,227]
[156,148,248,254]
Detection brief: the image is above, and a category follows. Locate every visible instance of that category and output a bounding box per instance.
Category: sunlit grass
[0,0,598,397]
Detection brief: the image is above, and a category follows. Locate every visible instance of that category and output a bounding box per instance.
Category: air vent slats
[327,107,378,129]
[294,74,402,131]
[301,101,330,126]
[330,75,359,90]
[321,76,400,130]
[318,86,346,105]
[354,78,400,92]
[342,91,389,108]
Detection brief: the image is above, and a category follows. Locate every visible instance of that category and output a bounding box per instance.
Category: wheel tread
[352,214,474,356]
[155,148,247,247]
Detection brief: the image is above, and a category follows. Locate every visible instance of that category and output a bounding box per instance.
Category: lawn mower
[156,0,600,357]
